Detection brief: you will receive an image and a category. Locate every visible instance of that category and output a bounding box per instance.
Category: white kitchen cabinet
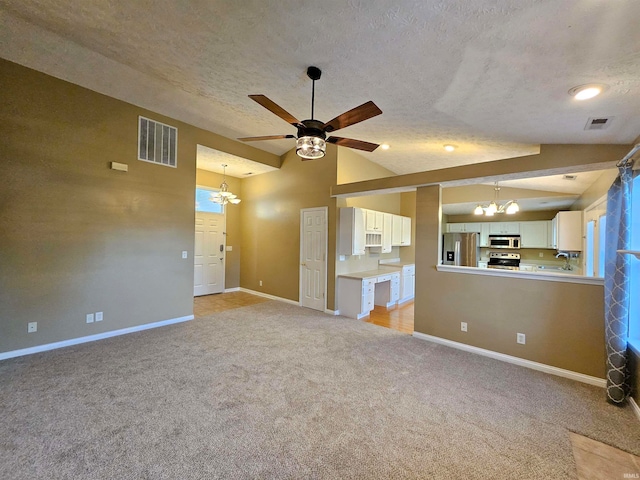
[364,209,384,233]
[381,213,393,253]
[339,207,365,255]
[519,221,548,248]
[392,215,412,246]
[549,217,557,248]
[554,211,582,251]
[479,223,491,247]
[392,215,403,244]
[400,264,415,302]
[401,216,412,246]
[337,276,376,319]
[489,222,520,234]
[447,223,481,233]
[447,223,466,233]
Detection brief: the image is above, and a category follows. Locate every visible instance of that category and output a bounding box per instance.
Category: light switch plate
[517,333,526,344]
[86,313,94,324]
[95,312,103,322]
[225,245,233,251]
[461,322,468,332]
[182,251,188,259]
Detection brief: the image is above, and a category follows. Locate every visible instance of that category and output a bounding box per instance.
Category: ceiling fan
[238,66,382,160]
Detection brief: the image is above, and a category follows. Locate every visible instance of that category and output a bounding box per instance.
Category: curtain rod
[616,143,640,167]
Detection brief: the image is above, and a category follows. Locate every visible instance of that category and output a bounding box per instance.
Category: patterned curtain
[604,164,635,404]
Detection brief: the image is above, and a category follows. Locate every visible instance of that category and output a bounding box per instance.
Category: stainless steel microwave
[488,235,521,249]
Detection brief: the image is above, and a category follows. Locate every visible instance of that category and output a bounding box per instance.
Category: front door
[300,207,327,311]
[194,213,225,296]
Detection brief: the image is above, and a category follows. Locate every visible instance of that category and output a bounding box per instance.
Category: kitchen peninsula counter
[436,264,603,286]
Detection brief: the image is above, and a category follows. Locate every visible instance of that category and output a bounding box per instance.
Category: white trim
[0,315,194,361]
[299,207,329,313]
[412,331,606,388]
[325,309,340,315]
[224,287,240,293]
[629,397,640,423]
[436,264,604,286]
[239,288,299,306]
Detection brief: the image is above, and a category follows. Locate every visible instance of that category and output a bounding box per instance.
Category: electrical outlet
[259,280,263,287]
[86,313,94,324]
[539,252,544,258]
[182,251,188,259]
[460,322,468,332]
[517,333,526,344]
[28,322,37,333]
[95,311,103,322]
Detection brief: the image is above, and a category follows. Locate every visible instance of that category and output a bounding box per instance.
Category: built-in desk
[337,270,401,319]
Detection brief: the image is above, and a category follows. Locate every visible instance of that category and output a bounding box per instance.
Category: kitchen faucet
[555,252,572,270]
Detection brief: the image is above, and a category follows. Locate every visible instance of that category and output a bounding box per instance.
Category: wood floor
[365,301,414,334]
[194,292,640,479]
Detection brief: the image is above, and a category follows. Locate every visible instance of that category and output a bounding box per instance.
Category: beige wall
[414,186,606,378]
[571,168,618,211]
[0,59,279,354]
[239,146,338,308]
[195,169,243,289]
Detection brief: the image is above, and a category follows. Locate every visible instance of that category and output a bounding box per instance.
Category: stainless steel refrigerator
[442,232,479,267]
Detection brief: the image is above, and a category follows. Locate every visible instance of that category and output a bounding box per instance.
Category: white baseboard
[325,309,339,315]
[629,397,640,423]
[412,332,606,388]
[224,287,240,293]
[239,288,299,306]
[0,315,194,361]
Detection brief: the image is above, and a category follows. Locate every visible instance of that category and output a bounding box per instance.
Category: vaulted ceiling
[1,1,639,180]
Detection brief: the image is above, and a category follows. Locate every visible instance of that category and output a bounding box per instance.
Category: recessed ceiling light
[443,144,456,152]
[568,84,608,100]
[380,144,390,150]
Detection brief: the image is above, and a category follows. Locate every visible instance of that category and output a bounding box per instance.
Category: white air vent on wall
[138,116,177,167]
[584,116,614,131]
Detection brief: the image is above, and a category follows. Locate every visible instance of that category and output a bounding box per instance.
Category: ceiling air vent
[563,175,577,181]
[138,116,177,167]
[584,116,614,131]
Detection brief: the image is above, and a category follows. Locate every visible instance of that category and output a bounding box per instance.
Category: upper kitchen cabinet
[392,215,412,246]
[381,213,393,253]
[520,221,549,248]
[553,211,583,251]
[489,222,520,234]
[364,209,384,233]
[339,207,366,255]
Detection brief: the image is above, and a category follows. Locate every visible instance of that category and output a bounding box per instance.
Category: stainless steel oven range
[487,252,521,270]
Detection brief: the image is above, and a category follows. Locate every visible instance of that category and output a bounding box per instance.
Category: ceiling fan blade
[322,101,382,133]
[248,95,301,127]
[327,136,379,152]
[238,135,295,142]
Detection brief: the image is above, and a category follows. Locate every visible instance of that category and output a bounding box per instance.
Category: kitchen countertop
[338,269,402,280]
[379,261,415,268]
[437,264,603,285]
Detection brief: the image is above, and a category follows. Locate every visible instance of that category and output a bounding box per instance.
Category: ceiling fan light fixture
[444,144,456,152]
[296,136,326,159]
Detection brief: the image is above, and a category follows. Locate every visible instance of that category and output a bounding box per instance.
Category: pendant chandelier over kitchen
[473,182,519,216]
[211,164,241,205]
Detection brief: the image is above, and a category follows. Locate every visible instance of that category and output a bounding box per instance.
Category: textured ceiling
[1,0,639,178]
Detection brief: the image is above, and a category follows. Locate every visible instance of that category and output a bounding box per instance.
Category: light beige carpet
[1,301,638,479]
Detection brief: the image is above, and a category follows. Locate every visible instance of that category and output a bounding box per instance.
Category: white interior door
[300,207,327,311]
[194,213,225,296]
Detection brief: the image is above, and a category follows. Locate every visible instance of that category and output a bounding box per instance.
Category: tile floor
[194,292,639,479]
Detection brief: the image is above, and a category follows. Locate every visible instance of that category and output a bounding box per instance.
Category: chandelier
[473,182,519,216]
[211,164,241,205]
